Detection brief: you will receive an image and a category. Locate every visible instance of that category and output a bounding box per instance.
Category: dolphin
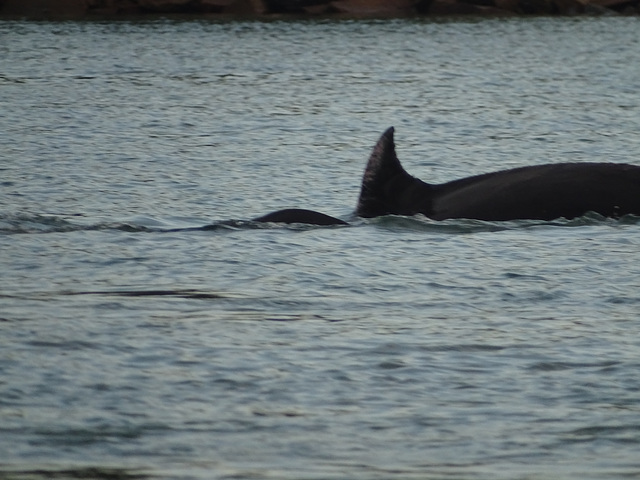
[255,127,640,225]
[356,127,640,221]
[254,208,348,225]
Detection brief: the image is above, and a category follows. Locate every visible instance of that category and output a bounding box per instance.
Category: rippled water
[2,17,640,480]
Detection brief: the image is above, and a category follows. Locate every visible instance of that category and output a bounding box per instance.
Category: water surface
[2,17,640,480]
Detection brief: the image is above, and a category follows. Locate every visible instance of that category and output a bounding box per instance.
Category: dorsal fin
[356,127,412,217]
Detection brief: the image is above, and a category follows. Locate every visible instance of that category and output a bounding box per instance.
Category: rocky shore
[1,0,638,19]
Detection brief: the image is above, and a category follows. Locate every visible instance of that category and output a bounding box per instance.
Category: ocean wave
[365,211,640,234]
[0,214,153,235]
[2,212,638,236]
[0,213,342,234]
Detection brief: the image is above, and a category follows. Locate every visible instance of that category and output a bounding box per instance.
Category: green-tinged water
[1,17,640,480]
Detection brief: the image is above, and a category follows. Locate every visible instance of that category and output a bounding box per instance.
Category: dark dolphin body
[255,127,640,225]
[254,208,348,225]
[357,127,640,221]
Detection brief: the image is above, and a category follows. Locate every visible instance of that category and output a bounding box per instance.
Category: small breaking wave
[0,213,278,235]
[0,214,155,235]
[368,211,640,234]
[2,212,638,236]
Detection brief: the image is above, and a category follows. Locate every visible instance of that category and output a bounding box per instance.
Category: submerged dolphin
[254,208,348,225]
[255,127,640,225]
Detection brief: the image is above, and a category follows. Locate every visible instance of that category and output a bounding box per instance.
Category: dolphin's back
[356,127,640,221]
[431,162,640,221]
[254,208,347,225]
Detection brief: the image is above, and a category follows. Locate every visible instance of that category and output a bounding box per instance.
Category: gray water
[2,17,640,480]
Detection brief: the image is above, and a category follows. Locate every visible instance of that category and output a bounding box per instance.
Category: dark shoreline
[1,0,638,20]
